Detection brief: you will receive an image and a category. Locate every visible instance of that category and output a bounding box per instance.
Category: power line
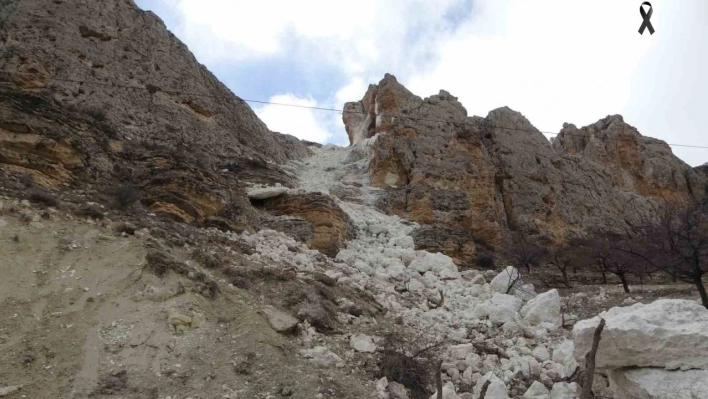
[2,71,708,150]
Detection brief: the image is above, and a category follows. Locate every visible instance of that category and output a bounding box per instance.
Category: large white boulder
[549,382,580,399]
[573,299,708,370]
[520,289,561,328]
[261,307,299,333]
[430,382,459,399]
[472,293,523,325]
[608,368,708,399]
[552,339,579,379]
[532,346,551,362]
[301,346,342,367]
[247,186,288,199]
[409,252,458,275]
[490,267,522,294]
[523,381,550,399]
[350,334,377,353]
[473,372,509,399]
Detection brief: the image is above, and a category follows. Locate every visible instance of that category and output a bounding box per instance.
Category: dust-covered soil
[0,198,383,399]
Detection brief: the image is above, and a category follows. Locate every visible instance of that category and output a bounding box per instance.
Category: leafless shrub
[476,252,496,270]
[632,200,708,309]
[115,184,138,209]
[222,266,251,289]
[75,204,105,220]
[544,241,588,288]
[378,332,447,399]
[579,235,646,294]
[191,248,227,269]
[145,250,220,299]
[27,190,60,207]
[146,250,179,277]
[504,233,546,274]
[504,267,524,295]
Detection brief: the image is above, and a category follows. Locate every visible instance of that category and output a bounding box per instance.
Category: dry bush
[635,200,708,309]
[222,266,250,289]
[145,250,220,299]
[75,204,105,219]
[378,332,447,399]
[27,190,60,207]
[191,248,227,269]
[476,252,495,270]
[115,184,138,209]
[146,250,180,277]
[503,233,546,274]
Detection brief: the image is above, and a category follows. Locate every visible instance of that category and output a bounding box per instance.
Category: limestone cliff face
[343,75,707,265]
[0,0,309,228]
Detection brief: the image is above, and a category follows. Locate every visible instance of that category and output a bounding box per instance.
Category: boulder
[301,346,342,367]
[549,382,580,399]
[532,346,550,362]
[350,334,377,353]
[608,368,708,399]
[523,381,550,399]
[552,339,579,379]
[429,382,459,399]
[449,344,475,361]
[247,186,288,200]
[520,289,561,328]
[388,381,409,399]
[261,307,299,333]
[0,386,22,397]
[490,267,522,294]
[473,372,510,399]
[408,252,458,275]
[573,299,708,370]
[473,293,523,325]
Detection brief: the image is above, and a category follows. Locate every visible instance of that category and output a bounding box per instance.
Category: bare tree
[586,235,645,294]
[504,233,547,274]
[636,201,708,309]
[546,244,585,288]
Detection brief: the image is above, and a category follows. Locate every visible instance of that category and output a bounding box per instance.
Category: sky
[134,0,708,166]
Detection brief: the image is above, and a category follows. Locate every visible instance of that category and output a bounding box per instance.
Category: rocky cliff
[343,74,707,265]
[0,0,309,229]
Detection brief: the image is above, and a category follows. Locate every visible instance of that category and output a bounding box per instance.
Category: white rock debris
[234,142,705,399]
[300,346,343,367]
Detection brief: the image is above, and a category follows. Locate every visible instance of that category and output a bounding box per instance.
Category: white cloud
[145,0,708,165]
[255,94,332,143]
[159,0,461,73]
[407,0,651,133]
[334,77,368,109]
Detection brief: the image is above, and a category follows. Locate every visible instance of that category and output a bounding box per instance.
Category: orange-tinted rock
[343,75,707,264]
[0,0,311,233]
[263,193,355,257]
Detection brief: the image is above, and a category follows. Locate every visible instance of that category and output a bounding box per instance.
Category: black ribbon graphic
[639,2,655,35]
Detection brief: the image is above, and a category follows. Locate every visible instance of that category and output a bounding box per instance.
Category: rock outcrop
[0,0,309,230]
[262,192,356,257]
[342,75,707,264]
